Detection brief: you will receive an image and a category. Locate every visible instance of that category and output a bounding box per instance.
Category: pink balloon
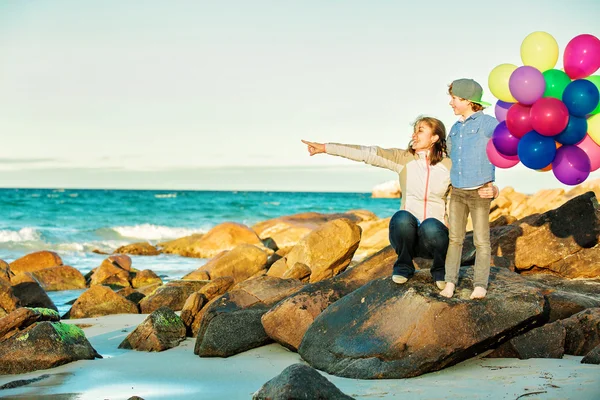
[486,139,519,168]
[564,34,600,79]
[576,134,600,172]
[530,97,569,136]
[495,100,513,123]
[505,103,532,138]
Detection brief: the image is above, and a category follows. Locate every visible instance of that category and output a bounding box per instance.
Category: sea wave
[155,193,177,198]
[108,224,206,241]
[0,227,41,243]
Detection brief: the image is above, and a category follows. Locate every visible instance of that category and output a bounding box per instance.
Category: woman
[302,116,452,289]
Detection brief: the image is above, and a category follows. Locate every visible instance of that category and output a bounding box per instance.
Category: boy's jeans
[388,210,449,282]
[444,187,492,288]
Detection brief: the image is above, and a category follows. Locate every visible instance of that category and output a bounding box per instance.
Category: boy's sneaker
[392,275,408,284]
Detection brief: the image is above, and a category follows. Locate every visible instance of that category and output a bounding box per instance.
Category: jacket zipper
[423,153,430,220]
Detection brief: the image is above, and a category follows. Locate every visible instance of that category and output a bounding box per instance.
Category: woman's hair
[448,83,484,112]
[408,116,447,165]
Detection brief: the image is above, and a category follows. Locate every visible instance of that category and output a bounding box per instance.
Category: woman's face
[411,122,438,152]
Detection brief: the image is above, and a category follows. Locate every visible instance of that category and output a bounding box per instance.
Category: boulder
[114,242,161,256]
[487,322,565,359]
[159,222,264,258]
[298,267,548,379]
[89,258,132,288]
[262,246,396,351]
[181,277,235,337]
[186,244,268,284]
[354,217,391,260]
[139,280,208,313]
[29,265,86,291]
[119,306,186,351]
[0,280,19,317]
[558,308,600,356]
[0,321,100,374]
[9,251,63,274]
[131,269,163,288]
[272,218,361,283]
[581,343,600,364]
[67,285,138,319]
[194,276,303,357]
[11,282,57,311]
[253,363,354,400]
[0,259,12,284]
[0,307,60,341]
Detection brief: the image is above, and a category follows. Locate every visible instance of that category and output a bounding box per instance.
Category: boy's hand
[301,140,326,156]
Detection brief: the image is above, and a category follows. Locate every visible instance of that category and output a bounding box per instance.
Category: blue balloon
[562,79,600,117]
[517,131,557,170]
[555,115,588,145]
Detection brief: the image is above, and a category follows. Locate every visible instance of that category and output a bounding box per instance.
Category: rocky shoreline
[1,183,600,398]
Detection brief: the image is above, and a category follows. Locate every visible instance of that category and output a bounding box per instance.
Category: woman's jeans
[388,210,448,282]
[444,187,492,288]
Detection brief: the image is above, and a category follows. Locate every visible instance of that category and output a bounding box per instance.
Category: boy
[440,78,499,300]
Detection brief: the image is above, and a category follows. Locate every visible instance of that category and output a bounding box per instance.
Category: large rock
[354,217,391,260]
[0,307,60,341]
[0,259,12,284]
[114,242,161,256]
[11,282,57,311]
[269,218,361,283]
[67,285,138,319]
[0,321,100,374]
[181,277,234,337]
[487,322,565,359]
[131,269,163,288]
[253,363,354,400]
[0,280,19,317]
[194,276,303,357]
[159,222,264,258]
[558,308,600,356]
[185,244,268,284]
[262,246,396,351]
[298,267,548,379]
[371,180,401,199]
[581,343,600,364]
[119,306,186,351]
[139,280,208,313]
[29,265,86,291]
[89,258,132,288]
[252,211,375,251]
[9,251,63,273]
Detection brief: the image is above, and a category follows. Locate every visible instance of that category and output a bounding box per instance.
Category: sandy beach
[0,313,597,400]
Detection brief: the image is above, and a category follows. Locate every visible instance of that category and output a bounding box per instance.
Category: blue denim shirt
[448,111,498,188]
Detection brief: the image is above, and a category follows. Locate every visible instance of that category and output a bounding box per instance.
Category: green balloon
[585,75,600,115]
[543,69,571,99]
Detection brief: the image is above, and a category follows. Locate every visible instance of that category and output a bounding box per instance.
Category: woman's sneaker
[392,275,408,284]
[435,281,447,290]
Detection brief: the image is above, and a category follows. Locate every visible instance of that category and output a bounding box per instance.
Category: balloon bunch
[487,32,600,185]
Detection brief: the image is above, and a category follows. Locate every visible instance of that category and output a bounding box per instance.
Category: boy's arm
[482,116,499,139]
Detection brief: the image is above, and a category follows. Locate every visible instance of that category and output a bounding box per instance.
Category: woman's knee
[419,219,449,244]
[389,211,417,236]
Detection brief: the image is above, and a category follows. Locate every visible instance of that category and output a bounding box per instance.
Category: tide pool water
[1,188,399,313]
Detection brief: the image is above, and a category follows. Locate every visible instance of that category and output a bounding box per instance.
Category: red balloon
[505,103,532,138]
[564,34,600,79]
[530,97,569,136]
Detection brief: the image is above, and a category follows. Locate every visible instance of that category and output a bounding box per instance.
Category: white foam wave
[111,224,206,241]
[155,193,177,198]
[0,227,41,243]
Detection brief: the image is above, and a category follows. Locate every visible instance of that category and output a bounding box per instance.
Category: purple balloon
[492,121,520,156]
[495,100,513,123]
[509,66,546,105]
[552,145,591,185]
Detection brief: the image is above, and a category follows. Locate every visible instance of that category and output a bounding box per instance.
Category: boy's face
[449,95,471,116]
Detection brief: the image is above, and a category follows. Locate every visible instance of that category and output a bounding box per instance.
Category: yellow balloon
[520,31,559,72]
[588,114,600,146]
[488,63,517,102]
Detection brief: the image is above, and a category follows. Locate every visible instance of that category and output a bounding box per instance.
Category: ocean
[0,188,399,314]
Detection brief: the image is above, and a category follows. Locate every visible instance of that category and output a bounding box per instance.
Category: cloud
[0,158,60,164]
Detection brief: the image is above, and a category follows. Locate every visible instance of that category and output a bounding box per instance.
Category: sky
[0,0,599,193]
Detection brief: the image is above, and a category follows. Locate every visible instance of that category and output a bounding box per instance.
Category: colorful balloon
[509,66,546,105]
[576,134,600,172]
[530,97,569,136]
[585,75,600,115]
[555,116,588,145]
[588,113,600,146]
[552,145,591,185]
[492,121,520,156]
[520,31,559,72]
[543,69,571,99]
[505,103,532,138]
[494,100,513,123]
[563,34,600,79]
[517,130,557,169]
[489,63,518,103]
[486,139,519,169]
[562,79,600,117]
